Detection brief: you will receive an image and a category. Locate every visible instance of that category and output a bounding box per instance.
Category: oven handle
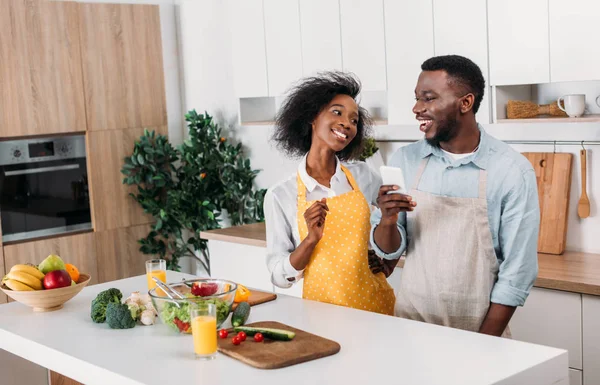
[4,164,80,176]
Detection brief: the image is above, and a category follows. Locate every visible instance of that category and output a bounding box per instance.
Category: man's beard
[425,116,459,148]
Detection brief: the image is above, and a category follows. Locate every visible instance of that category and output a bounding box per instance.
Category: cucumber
[231,302,251,327]
[233,326,295,341]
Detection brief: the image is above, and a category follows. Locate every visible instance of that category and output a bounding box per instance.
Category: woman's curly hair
[271,71,373,161]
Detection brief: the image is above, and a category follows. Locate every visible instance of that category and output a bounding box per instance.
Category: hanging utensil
[577,146,591,219]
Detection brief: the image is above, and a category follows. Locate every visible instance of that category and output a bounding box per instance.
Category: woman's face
[311,94,359,153]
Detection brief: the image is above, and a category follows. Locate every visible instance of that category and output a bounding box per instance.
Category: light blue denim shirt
[370,125,540,307]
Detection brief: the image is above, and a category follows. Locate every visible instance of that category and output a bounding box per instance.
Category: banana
[6,271,43,290]
[10,264,45,280]
[4,279,35,291]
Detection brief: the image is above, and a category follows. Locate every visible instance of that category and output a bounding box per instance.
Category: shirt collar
[419,123,494,169]
[298,154,344,192]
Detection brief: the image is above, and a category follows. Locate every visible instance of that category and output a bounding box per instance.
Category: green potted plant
[121,110,266,273]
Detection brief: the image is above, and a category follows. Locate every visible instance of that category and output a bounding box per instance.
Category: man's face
[412,70,463,148]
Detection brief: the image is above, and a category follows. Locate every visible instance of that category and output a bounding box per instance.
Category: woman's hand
[368,250,398,278]
[304,198,329,243]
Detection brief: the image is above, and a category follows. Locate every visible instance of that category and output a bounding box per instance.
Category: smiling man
[370,55,540,337]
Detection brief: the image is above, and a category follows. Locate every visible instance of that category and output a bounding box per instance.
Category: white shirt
[441,147,477,160]
[264,154,382,288]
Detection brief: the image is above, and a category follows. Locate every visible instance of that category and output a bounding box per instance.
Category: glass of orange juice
[190,303,218,360]
[146,259,167,295]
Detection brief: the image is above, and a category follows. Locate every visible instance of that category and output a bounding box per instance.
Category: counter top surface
[201,222,600,296]
[0,272,567,385]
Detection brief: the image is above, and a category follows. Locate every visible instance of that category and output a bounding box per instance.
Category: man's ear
[460,93,475,114]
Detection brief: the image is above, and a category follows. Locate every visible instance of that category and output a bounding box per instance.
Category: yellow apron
[296,165,395,315]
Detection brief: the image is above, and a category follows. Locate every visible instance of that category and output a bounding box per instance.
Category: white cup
[557,94,586,117]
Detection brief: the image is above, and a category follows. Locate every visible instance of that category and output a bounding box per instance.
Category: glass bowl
[148,278,237,334]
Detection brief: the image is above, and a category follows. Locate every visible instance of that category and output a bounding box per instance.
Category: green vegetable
[233,326,295,341]
[90,288,123,323]
[106,302,136,329]
[231,302,251,327]
[160,299,230,333]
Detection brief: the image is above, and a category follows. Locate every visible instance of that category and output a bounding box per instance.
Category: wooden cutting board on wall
[522,152,573,255]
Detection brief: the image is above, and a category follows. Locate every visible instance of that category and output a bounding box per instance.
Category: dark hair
[272,71,372,161]
[421,55,485,114]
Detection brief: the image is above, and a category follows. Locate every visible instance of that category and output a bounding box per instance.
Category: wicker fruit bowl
[1,274,91,312]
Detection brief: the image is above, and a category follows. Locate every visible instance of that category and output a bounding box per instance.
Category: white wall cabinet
[385,0,434,124]
[227,0,268,98]
[339,0,386,91]
[263,0,303,96]
[583,294,600,385]
[570,369,583,385]
[299,0,342,76]
[433,0,491,124]
[509,287,582,370]
[487,0,549,86]
[549,0,600,83]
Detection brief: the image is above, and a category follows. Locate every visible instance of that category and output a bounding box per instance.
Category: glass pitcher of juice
[146,259,167,295]
[190,303,217,360]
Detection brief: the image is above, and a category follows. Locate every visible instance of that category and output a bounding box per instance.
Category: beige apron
[395,157,510,337]
[297,166,395,315]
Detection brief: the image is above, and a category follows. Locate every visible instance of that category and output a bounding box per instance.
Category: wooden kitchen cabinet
[87,126,167,232]
[94,224,152,283]
[583,294,600,385]
[339,0,387,91]
[299,0,343,76]
[79,3,167,132]
[3,232,98,286]
[226,0,269,98]
[50,371,83,385]
[487,0,550,85]
[509,287,582,370]
[433,0,491,124]
[0,0,86,138]
[549,0,600,82]
[384,0,434,124]
[263,0,303,96]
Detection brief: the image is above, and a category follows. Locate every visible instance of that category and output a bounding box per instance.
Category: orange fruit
[65,263,80,282]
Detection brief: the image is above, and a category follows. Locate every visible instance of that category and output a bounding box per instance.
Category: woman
[264,71,395,315]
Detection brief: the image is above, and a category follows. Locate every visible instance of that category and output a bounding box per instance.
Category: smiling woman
[264,71,396,316]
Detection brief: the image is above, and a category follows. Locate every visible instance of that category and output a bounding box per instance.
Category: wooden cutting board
[522,152,573,254]
[218,321,341,369]
[231,289,277,310]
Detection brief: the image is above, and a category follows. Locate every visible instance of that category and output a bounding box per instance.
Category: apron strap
[340,165,359,192]
[411,157,430,191]
[478,169,487,199]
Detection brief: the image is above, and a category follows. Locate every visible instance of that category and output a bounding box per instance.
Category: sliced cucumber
[233,326,296,341]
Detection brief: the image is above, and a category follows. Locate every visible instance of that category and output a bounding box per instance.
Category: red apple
[43,269,72,290]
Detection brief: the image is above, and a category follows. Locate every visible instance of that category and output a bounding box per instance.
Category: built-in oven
[0,134,92,243]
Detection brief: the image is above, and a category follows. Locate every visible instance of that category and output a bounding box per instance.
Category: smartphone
[380,165,408,194]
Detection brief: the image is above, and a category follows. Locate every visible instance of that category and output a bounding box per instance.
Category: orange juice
[147,269,167,295]
[192,315,217,355]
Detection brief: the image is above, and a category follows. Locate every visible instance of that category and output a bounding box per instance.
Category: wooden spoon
[577,149,590,218]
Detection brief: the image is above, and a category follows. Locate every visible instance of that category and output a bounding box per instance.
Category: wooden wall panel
[95,224,152,283]
[0,0,86,138]
[79,3,167,131]
[3,232,98,285]
[87,125,167,232]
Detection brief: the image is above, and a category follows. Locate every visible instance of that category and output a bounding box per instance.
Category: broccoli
[90,288,123,323]
[106,302,136,329]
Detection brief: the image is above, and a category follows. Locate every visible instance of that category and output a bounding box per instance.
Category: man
[370,55,540,337]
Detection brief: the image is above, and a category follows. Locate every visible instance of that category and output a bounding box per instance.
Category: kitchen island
[0,272,568,385]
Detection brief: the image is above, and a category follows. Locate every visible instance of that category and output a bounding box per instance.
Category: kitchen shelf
[243,119,389,127]
[497,114,600,124]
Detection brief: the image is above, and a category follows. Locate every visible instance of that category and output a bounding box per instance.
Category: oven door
[0,157,92,243]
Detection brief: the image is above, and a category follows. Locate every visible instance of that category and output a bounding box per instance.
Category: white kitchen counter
[0,272,568,385]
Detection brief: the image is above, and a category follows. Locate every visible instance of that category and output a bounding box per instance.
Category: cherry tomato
[232,336,241,345]
[253,333,264,342]
[237,331,247,341]
[218,329,228,339]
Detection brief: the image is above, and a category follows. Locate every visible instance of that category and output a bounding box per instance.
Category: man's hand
[376,185,416,225]
[304,198,329,243]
